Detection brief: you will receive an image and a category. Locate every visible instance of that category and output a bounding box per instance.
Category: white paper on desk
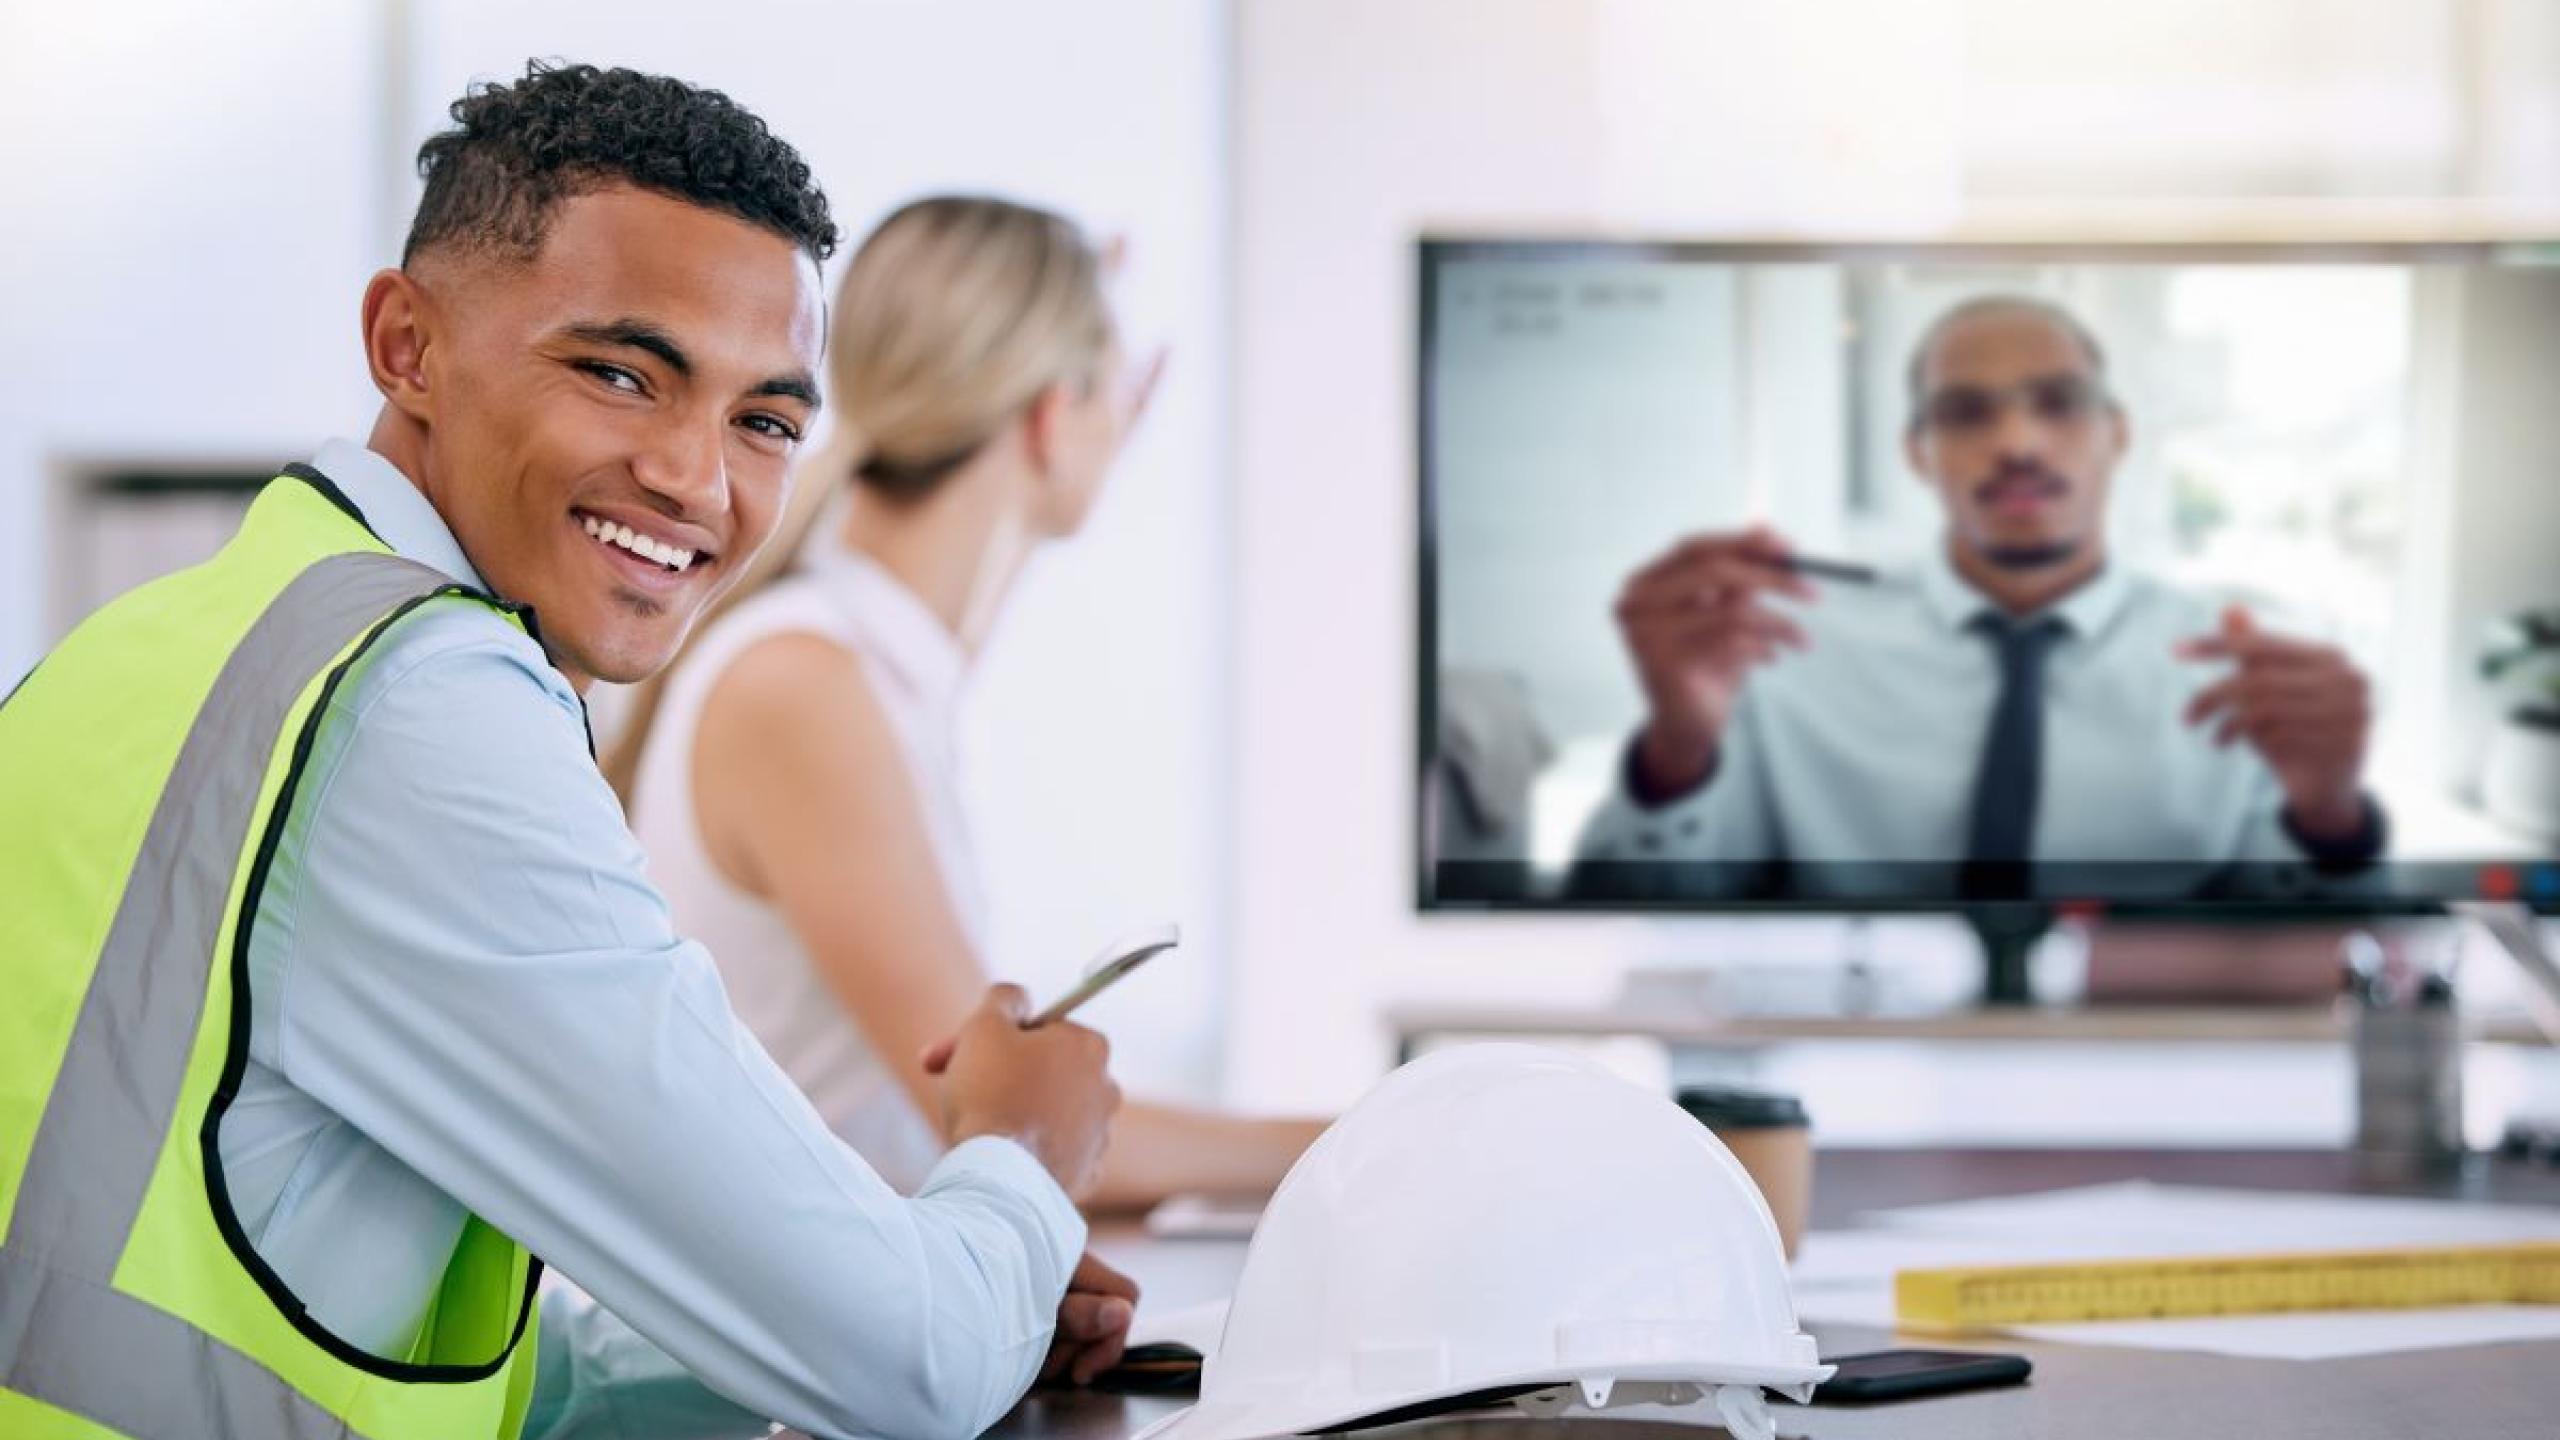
[1788,1183,2560,1359]
[1860,1181,2560,1250]
[1129,1297,1230,1356]
[2013,1306,2560,1360]
[1145,1193,1263,1241]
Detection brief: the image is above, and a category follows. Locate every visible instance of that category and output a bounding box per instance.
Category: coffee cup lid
[1675,1084,1809,1130]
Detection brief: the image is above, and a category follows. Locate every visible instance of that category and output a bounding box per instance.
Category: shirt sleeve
[1575,691,1779,880]
[2239,786,2391,868]
[266,614,1085,1440]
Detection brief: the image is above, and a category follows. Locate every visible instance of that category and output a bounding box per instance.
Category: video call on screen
[1419,243,2560,908]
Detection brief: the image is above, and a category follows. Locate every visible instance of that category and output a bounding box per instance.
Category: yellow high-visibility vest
[1,468,543,1438]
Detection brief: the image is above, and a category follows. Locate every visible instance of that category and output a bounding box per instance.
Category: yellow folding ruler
[1895,1242,2560,1332]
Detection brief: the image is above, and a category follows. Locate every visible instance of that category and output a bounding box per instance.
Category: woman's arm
[696,629,1329,1207]
[1082,1102,1329,1215]
[693,630,985,1127]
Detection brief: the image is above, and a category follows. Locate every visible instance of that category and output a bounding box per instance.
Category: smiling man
[1578,294,2385,896]
[1,62,1130,1440]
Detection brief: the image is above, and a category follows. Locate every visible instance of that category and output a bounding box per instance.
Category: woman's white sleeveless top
[627,542,979,1193]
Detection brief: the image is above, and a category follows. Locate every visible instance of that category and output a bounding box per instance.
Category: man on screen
[1577,294,2384,893]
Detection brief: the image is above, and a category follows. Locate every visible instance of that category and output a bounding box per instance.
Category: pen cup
[2351,1003,2466,1177]
[2344,927,2466,1179]
[1675,1085,1812,1260]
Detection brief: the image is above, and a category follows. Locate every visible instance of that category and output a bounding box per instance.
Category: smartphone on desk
[1811,1348,2030,1404]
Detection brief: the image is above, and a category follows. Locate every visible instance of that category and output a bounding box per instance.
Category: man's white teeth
[580,513,696,573]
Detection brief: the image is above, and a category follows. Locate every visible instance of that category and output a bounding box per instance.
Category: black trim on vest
[197,582,544,1384]
[280,461,550,665]
[279,463,378,537]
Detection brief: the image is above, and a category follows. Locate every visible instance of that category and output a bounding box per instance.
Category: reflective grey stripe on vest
[4,550,449,1438]
[0,1247,359,1439]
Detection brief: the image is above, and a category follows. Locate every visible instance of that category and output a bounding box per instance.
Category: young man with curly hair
[0,60,1130,1440]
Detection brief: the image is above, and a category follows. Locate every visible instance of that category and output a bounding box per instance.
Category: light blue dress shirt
[215,440,1086,1440]
[1577,547,2362,895]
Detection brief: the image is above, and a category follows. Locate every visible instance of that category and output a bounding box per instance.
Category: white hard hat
[1136,1044,1829,1440]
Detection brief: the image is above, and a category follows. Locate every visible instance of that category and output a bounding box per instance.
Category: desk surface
[957,1149,2560,1440]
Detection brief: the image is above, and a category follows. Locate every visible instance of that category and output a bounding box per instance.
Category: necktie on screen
[1964,614,2069,866]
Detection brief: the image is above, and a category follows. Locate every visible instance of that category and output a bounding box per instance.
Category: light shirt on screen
[1578,547,2335,876]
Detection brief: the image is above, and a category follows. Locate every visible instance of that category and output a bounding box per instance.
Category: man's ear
[1902,421,1929,485]
[361,268,437,424]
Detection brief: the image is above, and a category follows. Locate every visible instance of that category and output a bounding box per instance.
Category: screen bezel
[1413,235,2560,917]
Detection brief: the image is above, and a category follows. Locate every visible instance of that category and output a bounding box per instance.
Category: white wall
[2,0,1231,1098]
[0,1,385,677]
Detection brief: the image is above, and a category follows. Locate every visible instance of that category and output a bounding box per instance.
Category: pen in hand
[1023,924,1182,1028]
[1758,552,1878,586]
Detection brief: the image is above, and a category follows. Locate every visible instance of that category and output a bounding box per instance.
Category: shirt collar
[801,539,969,719]
[1916,540,2133,640]
[308,438,490,593]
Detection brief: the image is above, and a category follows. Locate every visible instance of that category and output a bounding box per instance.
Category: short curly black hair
[404,60,837,268]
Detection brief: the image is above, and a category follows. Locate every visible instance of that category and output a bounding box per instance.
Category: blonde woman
[609,196,1322,1211]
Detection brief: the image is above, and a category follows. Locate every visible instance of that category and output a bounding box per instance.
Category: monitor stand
[2451,901,2560,1043]
[1970,905,2051,1007]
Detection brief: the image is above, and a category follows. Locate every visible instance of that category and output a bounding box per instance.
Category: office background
[5,0,2558,1124]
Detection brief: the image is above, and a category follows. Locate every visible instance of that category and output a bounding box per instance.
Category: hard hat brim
[1132,1356,1834,1440]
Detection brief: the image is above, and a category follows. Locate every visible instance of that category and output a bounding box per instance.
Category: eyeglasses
[1918,375,2112,434]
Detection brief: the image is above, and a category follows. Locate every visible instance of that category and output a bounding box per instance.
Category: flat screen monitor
[1418,238,2560,914]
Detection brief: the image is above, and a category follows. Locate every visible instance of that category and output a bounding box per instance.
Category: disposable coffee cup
[1675,1085,1812,1259]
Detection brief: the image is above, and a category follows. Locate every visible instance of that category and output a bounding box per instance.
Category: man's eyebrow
[751,373,822,410]
[561,318,818,411]
[559,318,691,377]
